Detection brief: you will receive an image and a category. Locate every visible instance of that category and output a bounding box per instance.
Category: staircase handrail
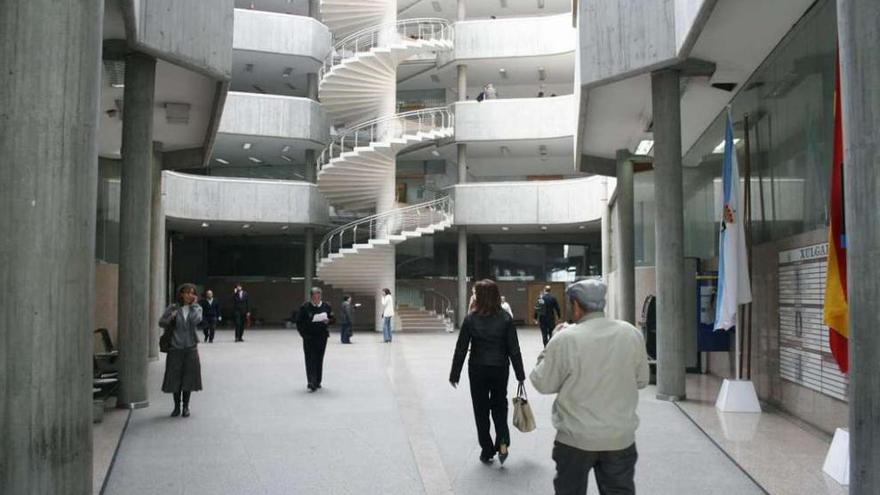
[318,196,454,260]
[317,106,454,172]
[397,282,455,323]
[320,18,453,78]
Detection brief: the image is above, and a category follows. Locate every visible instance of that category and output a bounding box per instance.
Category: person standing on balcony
[199,289,221,343]
[381,288,394,343]
[534,286,561,347]
[341,295,354,344]
[232,283,249,342]
[449,279,526,465]
[530,279,649,495]
[485,83,498,100]
[296,287,335,392]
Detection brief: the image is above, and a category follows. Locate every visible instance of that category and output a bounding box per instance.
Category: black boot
[182,391,191,417]
[171,392,181,417]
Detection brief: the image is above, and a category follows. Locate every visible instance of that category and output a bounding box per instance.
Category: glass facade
[635,0,836,263]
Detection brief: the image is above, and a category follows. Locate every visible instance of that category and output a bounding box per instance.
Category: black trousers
[234,312,246,341]
[540,320,555,347]
[552,441,637,495]
[468,364,510,454]
[202,321,216,342]
[303,335,328,387]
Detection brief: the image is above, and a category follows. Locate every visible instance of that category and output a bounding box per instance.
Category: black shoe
[182,406,190,417]
[479,452,494,463]
[316,384,322,389]
[498,444,509,465]
[307,385,316,392]
[171,406,181,417]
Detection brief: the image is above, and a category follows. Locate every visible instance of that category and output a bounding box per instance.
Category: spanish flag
[823,58,848,374]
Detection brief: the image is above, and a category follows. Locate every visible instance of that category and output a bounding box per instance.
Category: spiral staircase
[316,4,455,330]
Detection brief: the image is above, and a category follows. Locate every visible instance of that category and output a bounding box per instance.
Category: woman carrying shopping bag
[449,279,526,464]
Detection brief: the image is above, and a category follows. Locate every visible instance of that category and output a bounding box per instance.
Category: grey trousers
[552,441,637,495]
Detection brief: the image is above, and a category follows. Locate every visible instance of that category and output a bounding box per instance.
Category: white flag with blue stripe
[714,111,752,331]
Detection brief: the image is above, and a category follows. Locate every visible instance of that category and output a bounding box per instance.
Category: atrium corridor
[97,330,815,495]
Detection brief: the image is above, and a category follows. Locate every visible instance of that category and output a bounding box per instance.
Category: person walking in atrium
[534,285,561,347]
[159,283,204,418]
[296,287,335,392]
[501,295,513,318]
[199,289,221,343]
[340,295,354,344]
[530,279,649,495]
[232,283,249,342]
[381,288,394,343]
[450,279,526,465]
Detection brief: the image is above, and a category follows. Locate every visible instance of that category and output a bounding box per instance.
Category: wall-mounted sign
[777,242,848,402]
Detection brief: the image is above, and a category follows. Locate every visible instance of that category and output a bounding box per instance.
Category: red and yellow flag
[823,58,848,374]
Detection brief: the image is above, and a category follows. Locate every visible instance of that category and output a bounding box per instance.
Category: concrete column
[457,227,468,326]
[307,72,319,102]
[0,2,102,493]
[117,53,156,408]
[616,150,636,325]
[148,144,166,360]
[305,149,317,183]
[304,228,315,298]
[838,0,880,490]
[457,64,468,100]
[457,64,468,183]
[457,0,466,21]
[308,0,319,18]
[651,69,686,401]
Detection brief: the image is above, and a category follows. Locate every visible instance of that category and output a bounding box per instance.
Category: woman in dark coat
[159,283,203,417]
[450,279,526,464]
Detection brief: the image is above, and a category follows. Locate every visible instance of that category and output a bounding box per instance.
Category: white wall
[233,9,331,62]
[454,14,575,60]
[163,171,329,225]
[218,92,330,144]
[454,95,576,141]
[452,176,614,226]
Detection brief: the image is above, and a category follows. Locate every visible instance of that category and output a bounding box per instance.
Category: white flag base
[715,379,762,413]
[822,428,850,485]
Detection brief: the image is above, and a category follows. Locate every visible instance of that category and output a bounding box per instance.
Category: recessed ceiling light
[242,224,251,229]
[281,225,289,231]
[201,222,210,228]
[281,155,293,162]
[214,158,229,165]
[242,142,252,150]
[431,149,441,157]
[282,67,293,78]
[281,145,291,153]
[540,225,548,231]
[578,225,586,230]
[111,83,125,89]
[499,68,508,79]
[501,226,510,231]
[248,156,262,163]
[635,139,654,155]
[713,138,741,154]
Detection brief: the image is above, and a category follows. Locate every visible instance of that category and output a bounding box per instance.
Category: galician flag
[714,110,752,331]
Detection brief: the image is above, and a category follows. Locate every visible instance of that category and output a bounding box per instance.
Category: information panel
[777,243,848,402]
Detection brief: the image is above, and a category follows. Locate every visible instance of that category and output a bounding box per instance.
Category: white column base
[715,379,762,413]
[822,428,849,486]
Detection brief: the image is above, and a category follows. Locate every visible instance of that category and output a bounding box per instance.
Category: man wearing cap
[530,279,650,495]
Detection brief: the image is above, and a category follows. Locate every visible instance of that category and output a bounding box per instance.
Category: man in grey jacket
[530,279,650,495]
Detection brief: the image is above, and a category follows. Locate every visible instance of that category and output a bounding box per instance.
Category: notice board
[777,243,848,402]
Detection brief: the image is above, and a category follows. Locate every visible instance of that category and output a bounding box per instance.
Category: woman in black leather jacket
[450,279,526,464]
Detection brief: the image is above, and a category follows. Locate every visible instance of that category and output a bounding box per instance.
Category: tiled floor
[677,374,848,495]
[103,328,766,494]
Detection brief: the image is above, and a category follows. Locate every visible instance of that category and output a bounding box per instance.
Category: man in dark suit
[534,285,562,347]
[232,283,249,342]
[199,289,221,343]
[296,287,335,392]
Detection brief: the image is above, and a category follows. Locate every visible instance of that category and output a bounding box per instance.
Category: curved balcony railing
[320,18,453,78]
[318,196,454,261]
[316,106,454,172]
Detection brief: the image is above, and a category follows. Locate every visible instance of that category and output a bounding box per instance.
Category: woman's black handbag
[159,329,172,353]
